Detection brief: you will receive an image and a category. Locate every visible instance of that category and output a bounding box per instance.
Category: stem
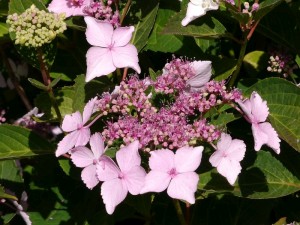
[185,203,191,225]
[0,47,32,111]
[228,37,248,87]
[122,67,128,81]
[247,20,260,40]
[37,48,62,122]
[173,199,187,225]
[120,0,132,26]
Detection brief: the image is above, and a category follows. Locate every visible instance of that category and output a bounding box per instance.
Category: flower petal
[81,164,99,189]
[71,146,94,167]
[101,178,128,214]
[48,0,89,17]
[149,149,175,172]
[112,26,135,47]
[61,111,82,132]
[140,171,171,194]
[250,92,269,123]
[209,149,224,168]
[258,122,281,154]
[174,146,203,173]
[237,99,254,122]
[56,131,80,157]
[124,165,146,195]
[167,172,199,204]
[216,133,232,152]
[86,47,116,82]
[111,45,141,73]
[252,123,269,151]
[227,139,246,162]
[97,156,120,181]
[74,128,90,147]
[82,97,97,124]
[186,60,212,90]
[216,159,241,185]
[84,17,113,47]
[181,2,206,26]
[89,132,105,158]
[116,140,141,172]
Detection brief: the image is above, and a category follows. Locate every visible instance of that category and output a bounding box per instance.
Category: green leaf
[245,78,300,151]
[256,2,300,54]
[144,6,184,52]
[72,74,113,112]
[162,11,227,38]
[0,185,18,200]
[131,1,159,52]
[213,57,237,81]
[48,75,62,89]
[253,0,283,22]
[28,78,48,90]
[50,72,72,82]
[0,22,9,38]
[0,160,23,182]
[243,50,269,76]
[8,0,47,14]
[211,113,240,127]
[35,87,75,121]
[0,125,55,160]
[199,150,300,199]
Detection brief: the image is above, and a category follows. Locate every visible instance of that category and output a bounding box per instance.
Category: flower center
[69,0,84,7]
[168,168,178,178]
[118,172,125,180]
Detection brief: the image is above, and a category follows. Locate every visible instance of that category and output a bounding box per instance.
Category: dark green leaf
[131,1,159,52]
[163,11,227,38]
[0,125,55,160]
[243,50,269,76]
[34,87,74,121]
[28,78,48,90]
[253,0,283,22]
[0,185,18,200]
[8,0,47,14]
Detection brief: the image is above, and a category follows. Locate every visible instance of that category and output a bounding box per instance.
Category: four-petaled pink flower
[238,91,280,154]
[71,133,108,189]
[209,133,246,185]
[56,97,97,157]
[140,146,203,204]
[96,140,146,214]
[48,0,90,18]
[84,16,141,82]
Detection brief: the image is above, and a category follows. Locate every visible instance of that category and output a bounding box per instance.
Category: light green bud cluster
[6,5,67,47]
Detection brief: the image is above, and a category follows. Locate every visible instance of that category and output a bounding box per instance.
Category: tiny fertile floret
[7,5,67,47]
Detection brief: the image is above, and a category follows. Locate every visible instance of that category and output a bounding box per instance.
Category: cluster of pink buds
[242,2,259,17]
[0,109,6,124]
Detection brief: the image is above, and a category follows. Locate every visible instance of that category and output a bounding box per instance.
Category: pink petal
[174,146,203,173]
[112,26,134,47]
[61,111,82,132]
[140,171,171,194]
[101,178,128,214]
[124,166,146,195]
[187,61,212,90]
[209,149,224,168]
[97,156,120,181]
[86,47,116,82]
[82,97,97,124]
[81,164,99,189]
[216,133,232,152]
[250,92,269,123]
[148,149,175,172]
[216,159,241,185]
[89,132,105,158]
[74,127,90,147]
[48,0,89,17]
[167,172,199,204]
[252,123,269,151]
[181,2,206,26]
[84,17,113,47]
[237,99,254,122]
[111,44,141,73]
[56,131,80,157]
[227,139,246,162]
[116,140,141,173]
[258,122,281,154]
[71,146,94,167]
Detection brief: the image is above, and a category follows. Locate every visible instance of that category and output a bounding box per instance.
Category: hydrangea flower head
[96,141,146,214]
[238,92,280,154]
[140,146,203,204]
[56,97,97,157]
[84,17,141,82]
[182,0,219,26]
[48,0,90,17]
[209,133,246,185]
